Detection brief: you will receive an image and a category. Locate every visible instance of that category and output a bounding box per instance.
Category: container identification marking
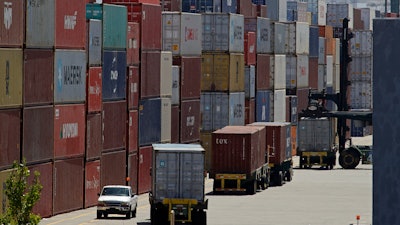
[3,2,12,30]
[61,123,78,139]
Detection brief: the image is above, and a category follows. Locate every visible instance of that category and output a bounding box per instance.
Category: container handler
[149,144,208,225]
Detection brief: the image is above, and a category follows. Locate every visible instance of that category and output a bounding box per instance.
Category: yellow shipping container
[0,48,23,108]
[200,132,212,172]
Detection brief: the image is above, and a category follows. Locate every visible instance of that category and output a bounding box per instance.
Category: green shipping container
[0,48,22,108]
[86,3,103,20]
[103,4,127,50]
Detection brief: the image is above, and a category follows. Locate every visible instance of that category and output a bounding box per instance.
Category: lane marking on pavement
[46,211,94,225]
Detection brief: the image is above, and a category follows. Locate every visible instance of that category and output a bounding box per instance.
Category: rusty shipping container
[0,109,20,170]
[23,105,54,164]
[127,110,139,154]
[0,48,22,108]
[86,113,102,160]
[128,66,140,109]
[180,99,201,143]
[55,0,86,49]
[296,87,309,112]
[29,162,53,218]
[102,50,127,101]
[171,104,180,143]
[140,50,161,98]
[127,22,140,65]
[0,0,24,47]
[53,157,84,215]
[87,19,102,66]
[211,126,266,177]
[25,0,55,48]
[256,54,271,90]
[84,160,101,208]
[138,146,152,194]
[23,49,54,106]
[173,56,201,100]
[87,67,102,113]
[128,152,138,194]
[245,98,255,125]
[101,150,127,187]
[102,100,127,151]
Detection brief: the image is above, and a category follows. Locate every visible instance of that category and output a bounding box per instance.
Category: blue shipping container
[139,98,161,146]
[182,0,221,13]
[221,0,236,13]
[102,50,127,101]
[309,25,319,58]
[255,90,272,122]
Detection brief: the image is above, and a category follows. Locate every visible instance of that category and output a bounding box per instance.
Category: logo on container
[185,27,198,41]
[89,81,101,96]
[3,2,12,30]
[215,138,228,145]
[86,175,100,189]
[233,26,243,40]
[64,11,77,30]
[60,123,79,139]
[64,65,83,85]
[111,56,118,93]
[260,28,269,42]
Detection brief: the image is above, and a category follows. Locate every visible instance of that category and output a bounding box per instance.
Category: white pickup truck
[97,185,138,219]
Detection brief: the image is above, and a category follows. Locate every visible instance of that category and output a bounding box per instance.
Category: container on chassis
[211,126,269,195]
[150,144,208,225]
[297,117,337,169]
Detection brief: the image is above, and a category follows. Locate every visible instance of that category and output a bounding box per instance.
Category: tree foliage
[0,159,43,225]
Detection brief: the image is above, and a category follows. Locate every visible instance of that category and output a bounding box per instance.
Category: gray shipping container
[87,19,102,66]
[151,143,205,202]
[245,65,255,99]
[297,54,309,89]
[266,0,287,22]
[273,22,288,54]
[318,37,326,65]
[202,13,244,52]
[26,0,55,48]
[244,17,273,54]
[286,55,296,90]
[171,66,180,105]
[54,50,87,103]
[297,117,334,152]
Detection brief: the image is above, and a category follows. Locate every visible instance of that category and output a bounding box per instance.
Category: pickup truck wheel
[126,209,131,219]
[96,211,102,219]
[132,207,137,218]
[103,213,108,218]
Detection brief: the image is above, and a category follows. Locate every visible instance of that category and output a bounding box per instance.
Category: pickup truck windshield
[102,187,129,196]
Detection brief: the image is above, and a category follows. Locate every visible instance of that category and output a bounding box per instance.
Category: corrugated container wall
[287,1,307,22]
[140,51,161,98]
[326,3,353,29]
[350,30,373,57]
[309,57,318,89]
[309,25,319,58]
[286,55,296,91]
[102,101,127,151]
[161,98,172,143]
[244,17,273,54]
[171,66,180,104]
[102,4,127,50]
[0,0,24,47]
[128,152,138,194]
[139,98,161,146]
[84,160,101,208]
[350,81,372,109]
[180,99,201,143]
[87,19,102,66]
[127,66,140,109]
[273,22,288,54]
[266,0,287,22]
[297,117,334,152]
[127,22,140,65]
[101,150,127,187]
[29,162,53,218]
[86,113,102,160]
[272,54,286,90]
[245,65,256,99]
[256,54,271,90]
[255,90,272,122]
[173,56,202,100]
[138,146,152,194]
[0,109,20,170]
[0,48,22,108]
[245,98,255,124]
[221,0,237,13]
[273,89,286,122]
[87,67,102,113]
[200,132,212,172]
[127,110,139,153]
[25,0,55,48]
[295,22,310,55]
[297,54,309,89]
[307,0,326,25]
[160,51,173,97]
[102,50,127,101]
[244,32,256,65]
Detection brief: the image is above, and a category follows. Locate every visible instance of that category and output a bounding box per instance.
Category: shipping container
[102,100,127,151]
[161,98,172,143]
[350,80,372,110]
[297,117,334,152]
[202,13,244,52]
[201,52,245,92]
[0,169,12,215]
[53,157,84,215]
[273,89,286,122]
[54,104,86,159]
[55,0,86,49]
[297,54,309,89]
[0,109,20,170]
[326,55,333,87]
[0,48,22,108]
[25,0,55,48]
[173,56,202,100]
[29,162,53,218]
[127,110,139,154]
[103,4,127,50]
[87,67,102,113]
[221,0,236,13]
[54,50,87,104]
[360,8,375,30]
[127,66,139,109]
[127,22,140,65]
[255,89,272,122]
[160,51,173,97]
[318,37,325,64]
[0,0,24,47]
[296,87,309,115]
[244,17,272,54]
[245,65,256,99]
[271,54,286,90]
[237,0,253,17]
[171,105,180,143]
[245,98,255,124]
[318,64,326,91]
[309,57,318,89]
[291,125,297,156]
[138,146,152,194]
[287,1,307,22]
[266,0,287,22]
[349,56,372,82]
[200,132,212,172]
[86,3,103,20]
[101,149,127,187]
[244,32,256,65]
[307,0,326,25]
[350,30,373,57]
[162,12,202,55]
[309,25,319,58]
[87,19,102,66]
[160,0,180,12]
[128,152,138,194]
[102,50,127,101]
[23,105,54,164]
[180,0,220,13]
[84,160,101,208]
[171,66,180,105]
[326,3,353,29]
[294,22,310,55]
[256,54,271,90]
[257,4,267,18]
[180,99,201,143]
[286,95,298,124]
[140,50,161,98]
[286,55,296,91]
[86,113,102,160]
[273,22,288,54]
[139,98,161,146]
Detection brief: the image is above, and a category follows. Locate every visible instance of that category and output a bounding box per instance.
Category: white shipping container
[160,51,173,97]
[326,3,353,29]
[297,54,309,88]
[334,38,340,65]
[318,0,327,26]
[171,66,180,105]
[349,56,373,82]
[161,97,172,143]
[295,22,310,55]
[273,22,289,54]
[318,37,326,64]
[272,54,286,90]
[350,80,372,109]
[273,89,286,122]
[266,0,287,22]
[162,12,202,56]
[286,56,297,90]
[333,64,340,92]
[350,30,373,57]
[326,55,333,86]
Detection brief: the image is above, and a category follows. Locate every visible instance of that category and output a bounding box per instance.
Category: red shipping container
[237,0,253,17]
[53,157,84,215]
[245,98,255,125]
[161,0,180,11]
[23,49,54,106]
[211,126,266,178]
[0,0,24,47]
[86,113,102,160]
[87,67,102,113]
[104,0,160,4]
[180,99,200,143]
[173,56,201,100]
[244,32,256,65]
[308,57,318,89]
[128,66,140,109]
[296,87,309,113]
[127,110,139,154]
[0,109,20,170]
[318,25,333,38]
[102,100,127,151]
[140,50,161,98]
[171,105,180,143]
[257,4,267,18]
[127,22,140,65]
[128,152,138,194]
[138,146,152,194]
[55,0,86,49]
[29,162,53,218]
[256,54,271,90]
[54,104,86,159]
[84,160,101,208]
[23,106,54,164]
[101,150,127,187]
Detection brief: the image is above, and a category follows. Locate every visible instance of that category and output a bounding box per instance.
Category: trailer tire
[276,172,284,186]
[246,180,257,195]
[192,209,207,225]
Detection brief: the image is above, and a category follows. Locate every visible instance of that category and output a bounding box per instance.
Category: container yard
[0,0,379,223]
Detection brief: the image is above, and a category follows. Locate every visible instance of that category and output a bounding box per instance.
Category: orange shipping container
[291,126,297,156]
[318,25,333,38]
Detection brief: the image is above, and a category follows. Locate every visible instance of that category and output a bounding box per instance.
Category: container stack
[326,3,353,38]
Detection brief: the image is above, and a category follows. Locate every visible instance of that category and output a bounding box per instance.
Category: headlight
[97,201,105,207]
[121,202,130,207]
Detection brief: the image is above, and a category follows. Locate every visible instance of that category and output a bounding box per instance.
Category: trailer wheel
[192,209,207,225]
[276,172,284,186]
[246,180,257,195]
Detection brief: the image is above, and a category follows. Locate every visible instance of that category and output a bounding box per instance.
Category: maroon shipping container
[237,0,253,17]
[23,105,54,164]
[296,87,309,113]
[138,146,152,194]
[104,0,160,4]
[180,99,200,143]
[171,105,180,143]
[245,32,256,65]
[23,49,54,106]
[102,101,127,151]
[309,57,318,89]
[101,150,127,187]
[353,8,363,30]
[256,54,271,90]
[53,157,84,215]
[127,110,139,154]
[127,22,140,65]
[55,0,86,49]
[161,0,180,11]
[86,113,102,160]
[0,0,24,47]
[245,98,255,125]
[173,56,201,100]
[0,109,20,170]
[54,104,86,159]
[29,162,53,218]
[128,152,138,194]
[257,4,267,18]
[211,126,266,177]
[87,67,102,113]
[128,66,140,109]
[84,160,101,208]
[140,50,161,98]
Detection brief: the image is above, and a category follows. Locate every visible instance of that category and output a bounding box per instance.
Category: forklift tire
[339,149,360,169]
